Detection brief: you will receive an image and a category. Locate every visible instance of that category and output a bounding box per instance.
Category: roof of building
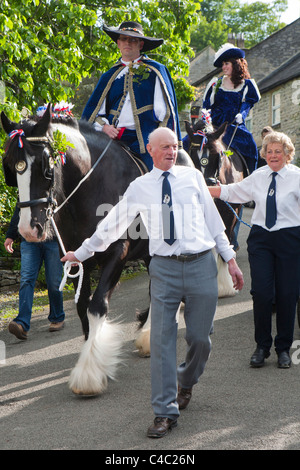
[258,52,300,92]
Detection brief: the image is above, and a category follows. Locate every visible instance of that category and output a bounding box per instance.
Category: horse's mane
[30,113,79,127]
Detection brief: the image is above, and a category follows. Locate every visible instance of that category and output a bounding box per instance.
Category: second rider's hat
[213,43,245,68]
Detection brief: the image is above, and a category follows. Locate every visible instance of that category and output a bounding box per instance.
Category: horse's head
[185,120,228,184]
[1,104,60,242]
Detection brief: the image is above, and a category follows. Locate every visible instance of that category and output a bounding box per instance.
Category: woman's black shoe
[250,348,270,367]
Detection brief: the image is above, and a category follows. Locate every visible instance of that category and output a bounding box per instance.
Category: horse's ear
[31,103,52,137]
[211,121,228,140]
[0,111,17,135]
[185,121,194,138]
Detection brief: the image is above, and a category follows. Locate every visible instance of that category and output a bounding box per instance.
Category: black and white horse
[1,104,192,394]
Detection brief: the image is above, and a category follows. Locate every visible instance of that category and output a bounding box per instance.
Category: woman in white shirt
[209,131,299,369]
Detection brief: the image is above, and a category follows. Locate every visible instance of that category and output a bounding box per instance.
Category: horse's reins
[227,122,239,150]
[52,138,113,215]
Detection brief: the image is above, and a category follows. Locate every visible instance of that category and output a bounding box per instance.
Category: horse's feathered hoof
[69,313,124,396]
[135,328,150,357]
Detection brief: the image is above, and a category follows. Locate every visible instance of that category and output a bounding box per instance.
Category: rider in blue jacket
[81,21,183,171]
[203,43,261,174]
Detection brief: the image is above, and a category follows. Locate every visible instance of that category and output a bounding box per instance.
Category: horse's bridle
[14,135,58,215]
[189,134,222,185]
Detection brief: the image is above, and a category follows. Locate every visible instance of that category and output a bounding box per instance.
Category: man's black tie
[162,171,176,245]
[265,172,278,229]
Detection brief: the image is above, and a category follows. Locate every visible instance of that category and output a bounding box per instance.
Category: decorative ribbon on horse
[193,130,208,151]
[9,129,25,148]
[201,108,212,125]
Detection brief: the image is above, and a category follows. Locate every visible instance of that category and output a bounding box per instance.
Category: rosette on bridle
[193,130,208,151]
[201,109,212,126]
[8,129,25,148]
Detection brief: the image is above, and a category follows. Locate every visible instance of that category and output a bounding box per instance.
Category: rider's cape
[81,55,182,155]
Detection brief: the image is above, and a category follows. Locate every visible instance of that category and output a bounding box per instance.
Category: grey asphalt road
[1,207,299,452]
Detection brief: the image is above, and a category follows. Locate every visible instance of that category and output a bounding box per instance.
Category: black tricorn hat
[103,21,164,52]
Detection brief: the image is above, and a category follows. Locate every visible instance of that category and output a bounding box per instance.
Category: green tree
[226,0,288,47]
[190,0,288,52]
[0,0,200,227]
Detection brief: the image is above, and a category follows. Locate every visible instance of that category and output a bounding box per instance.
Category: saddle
[117,141,149,175]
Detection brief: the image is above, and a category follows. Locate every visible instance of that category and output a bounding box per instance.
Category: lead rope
[223,200,252,229]
[50,217,83,303]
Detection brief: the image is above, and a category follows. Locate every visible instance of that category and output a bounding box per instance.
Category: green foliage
[190,0,289,52]
[0,161,17,221]
[51,129,75,163]
[0,0,199,119]
[226,0,288,47]
[0,0,200,232]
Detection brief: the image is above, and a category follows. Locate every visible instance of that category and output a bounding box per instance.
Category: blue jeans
[14,240,65,331]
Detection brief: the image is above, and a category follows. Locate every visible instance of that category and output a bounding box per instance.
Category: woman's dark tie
[265,172,278,229]
[162,171,176,245]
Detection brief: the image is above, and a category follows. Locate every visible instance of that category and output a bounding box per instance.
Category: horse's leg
[69,244,128,396]
[74,272,91,340]
[135,300,182,357]
[135,304,151,357]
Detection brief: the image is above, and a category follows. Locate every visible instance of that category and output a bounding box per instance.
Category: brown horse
[185,119,248,296]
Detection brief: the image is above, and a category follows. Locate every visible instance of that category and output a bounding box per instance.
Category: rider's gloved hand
[235,113,243,124]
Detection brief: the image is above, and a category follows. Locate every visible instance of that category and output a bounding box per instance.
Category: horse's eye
[49,157,54,169]
[15,160,27,174]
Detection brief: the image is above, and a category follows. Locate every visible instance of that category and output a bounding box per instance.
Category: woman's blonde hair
[260,131,295,163]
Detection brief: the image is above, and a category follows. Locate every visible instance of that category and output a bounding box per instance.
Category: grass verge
[0,263,146,331]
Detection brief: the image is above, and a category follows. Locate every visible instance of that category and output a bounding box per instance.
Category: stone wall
[252,79,300,153]
[0,257,21,293]
[0,257,146,293]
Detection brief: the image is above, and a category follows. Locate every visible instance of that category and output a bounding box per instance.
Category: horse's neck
[218,153,232,183]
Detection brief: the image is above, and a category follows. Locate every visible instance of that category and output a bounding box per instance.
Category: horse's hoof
[137,350,150,358]
[135,329,150,357]
[71,388,100,398]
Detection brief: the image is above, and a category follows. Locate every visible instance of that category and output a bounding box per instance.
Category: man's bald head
[147,127,178,171]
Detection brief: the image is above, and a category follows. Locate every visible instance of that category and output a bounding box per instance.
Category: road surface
[0,207,299,451]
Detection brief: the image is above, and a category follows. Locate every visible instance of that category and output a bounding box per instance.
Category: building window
[272,92,281,125]
[245,108,253,132]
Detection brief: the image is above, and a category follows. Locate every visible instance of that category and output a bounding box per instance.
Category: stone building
[185,18,300,160]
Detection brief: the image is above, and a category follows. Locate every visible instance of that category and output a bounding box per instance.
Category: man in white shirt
[81,21,183,171]
[62,127,244,438]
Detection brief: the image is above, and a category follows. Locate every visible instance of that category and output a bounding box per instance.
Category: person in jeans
[4,205,65,340]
